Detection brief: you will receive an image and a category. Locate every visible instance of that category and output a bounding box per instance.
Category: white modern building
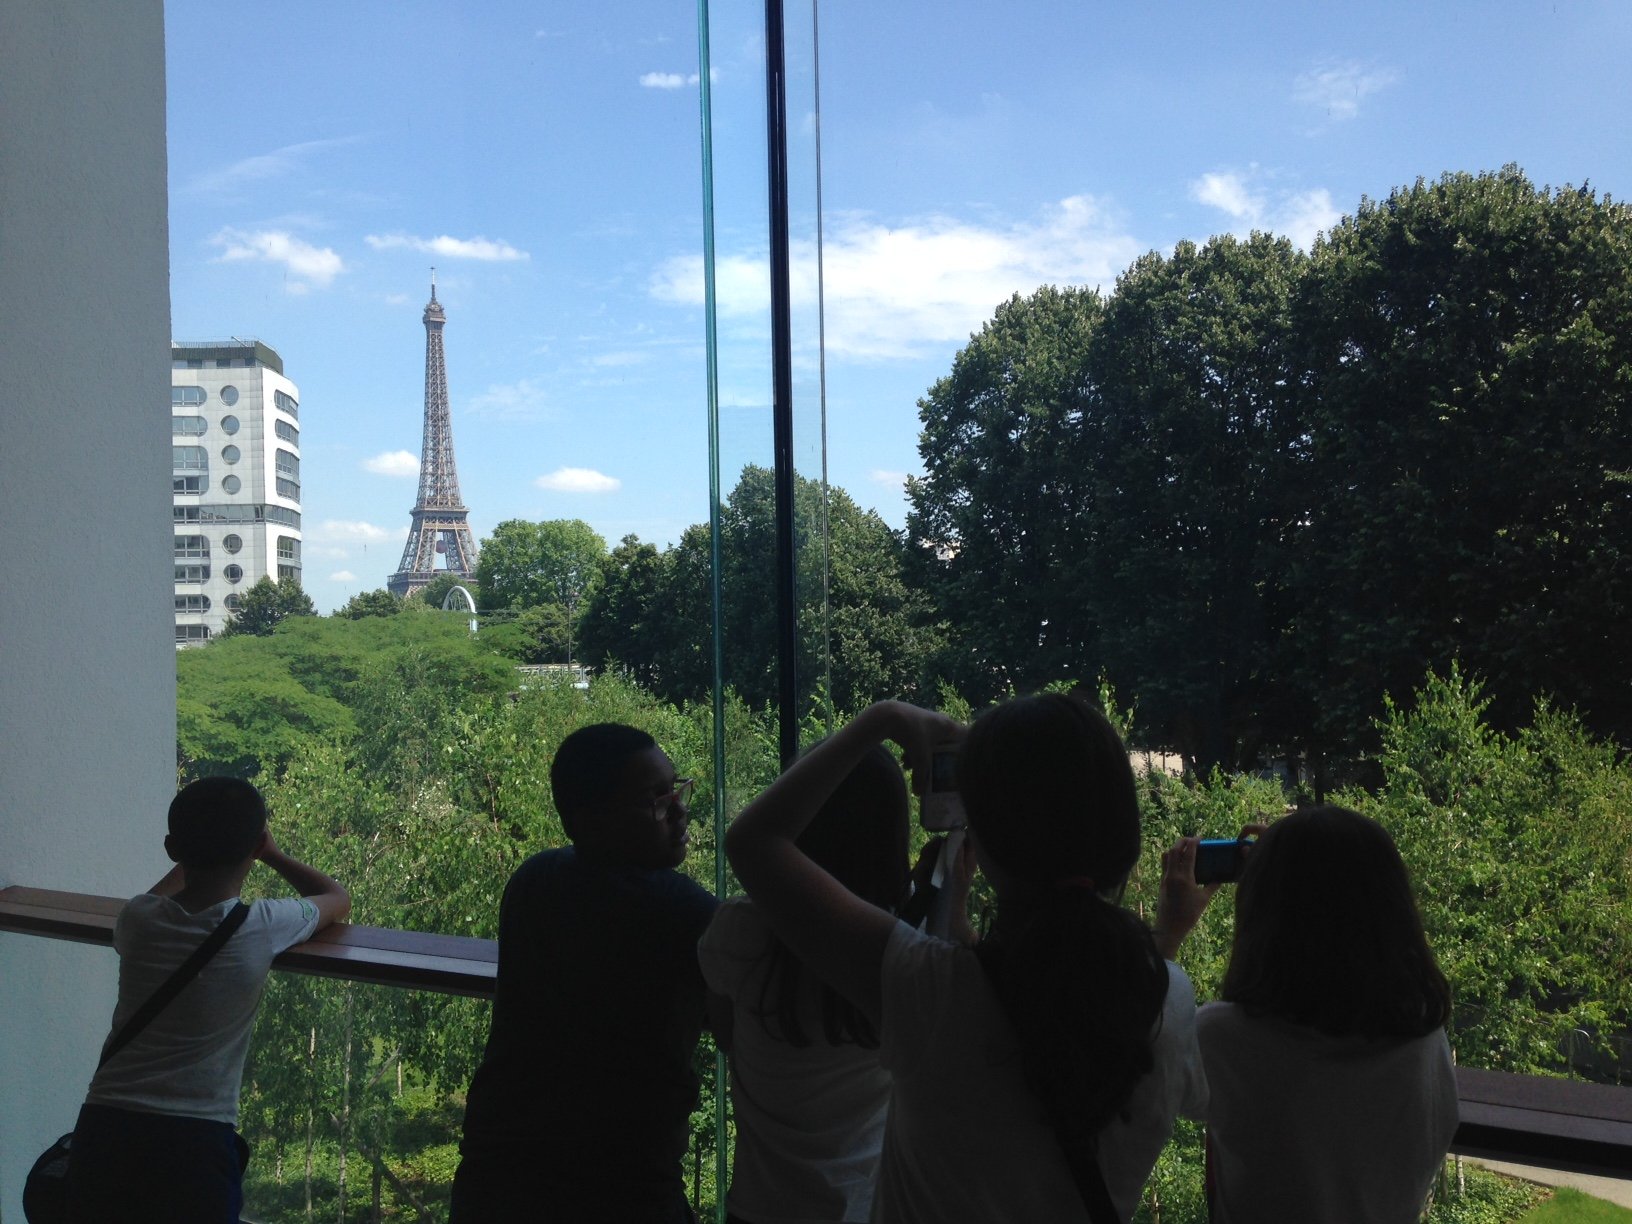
[171,340,303,644]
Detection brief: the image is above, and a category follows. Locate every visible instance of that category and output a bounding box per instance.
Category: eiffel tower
[388,274,480,597]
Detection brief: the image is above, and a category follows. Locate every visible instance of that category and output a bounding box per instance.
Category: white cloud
[650,195,1141,360]
[185,137,359,196]
[535,467,622,493]
[363,450,420,478]
[210,229,344,289]
[1188,168,1340,250]
[467,378,552,422]
[365,233,529,262]
[1192,171,1264,222]
[1293,61,1399,122]
[1279,188,1341,250]
[330,570,358,583]
[869,469,910,490]
[320,519,393,541]
[640,71,695,89]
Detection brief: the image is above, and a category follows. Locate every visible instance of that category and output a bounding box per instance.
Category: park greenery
[187,166,1632,1222]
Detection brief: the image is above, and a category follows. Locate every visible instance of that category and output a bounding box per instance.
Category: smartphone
[1194,837,1252,885]
[920,745,965,830]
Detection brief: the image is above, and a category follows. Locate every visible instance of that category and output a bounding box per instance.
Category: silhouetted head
[959,692,1140,897]
[758,742,912,1048]
[1223,805,1451,1038]
[797,741,911,914]
[552,723,691,869]
[165,776,267,869]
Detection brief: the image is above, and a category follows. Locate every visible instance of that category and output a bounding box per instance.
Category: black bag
[22,901,250,1224]
[21,1135,74,1224]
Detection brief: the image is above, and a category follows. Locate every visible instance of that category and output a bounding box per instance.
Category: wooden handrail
[0,885,496,998]
[4,885,1629,1178]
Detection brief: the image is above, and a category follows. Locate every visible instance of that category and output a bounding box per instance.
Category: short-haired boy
[64,776,350,1223]
[451,723,718,1223]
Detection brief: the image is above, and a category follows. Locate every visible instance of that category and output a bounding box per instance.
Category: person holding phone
[1167,806,1457,1223]
[726,694,1207,1223]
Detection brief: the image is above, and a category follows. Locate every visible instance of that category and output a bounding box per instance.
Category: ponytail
[959,691,1166,1165]
[976,886,1169,1142]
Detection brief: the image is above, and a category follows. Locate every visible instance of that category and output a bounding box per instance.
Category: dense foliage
[911,168,1632,778]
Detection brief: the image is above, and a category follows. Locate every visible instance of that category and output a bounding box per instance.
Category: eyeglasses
[654,778,695,820]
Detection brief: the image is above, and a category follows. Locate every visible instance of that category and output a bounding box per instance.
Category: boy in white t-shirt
[64,776,350,1224]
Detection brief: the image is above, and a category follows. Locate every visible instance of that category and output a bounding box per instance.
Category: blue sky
[165,0,1632,614]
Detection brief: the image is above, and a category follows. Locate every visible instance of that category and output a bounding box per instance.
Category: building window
[172,446,208,472]
[171,386,207,406]
[221,415,240,435]
[174,535,209,559]
[174,564,210,584]
[222,445,240,464]
[275,449,300,480]
[275,419,299,444]
[222,533,242,554]
[223,593,242,610]
[223,475,243,494]
[175,624,211,644]
[224,564,244,584]
[172,416,207,436]
[186,359,203,369]
[274,390,298,418]
[276,478,299,500]
[175,594,212,613]
[278,564,300,581]
[173,475,206,495]
[220,384,240,405]
[276,536,300,562]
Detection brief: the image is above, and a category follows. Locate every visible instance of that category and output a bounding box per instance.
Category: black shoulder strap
[98,900,251,1069]
[1063,1136,1120,1224]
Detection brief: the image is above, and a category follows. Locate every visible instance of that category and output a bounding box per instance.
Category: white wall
[0,0,174,1215]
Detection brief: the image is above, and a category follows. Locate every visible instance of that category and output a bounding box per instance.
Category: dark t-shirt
[456,847,718,1214]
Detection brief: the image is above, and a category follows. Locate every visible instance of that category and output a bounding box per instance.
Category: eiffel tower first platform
[388,276,480,598]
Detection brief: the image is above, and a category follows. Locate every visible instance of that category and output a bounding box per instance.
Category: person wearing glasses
[451,723,718,1224]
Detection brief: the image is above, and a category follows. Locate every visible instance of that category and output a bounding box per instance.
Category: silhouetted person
[65,777,350,1223]
[451,723,718,1223]
[1186,806,1457,1222]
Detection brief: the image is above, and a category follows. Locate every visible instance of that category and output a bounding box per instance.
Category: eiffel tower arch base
[388,509,479,598]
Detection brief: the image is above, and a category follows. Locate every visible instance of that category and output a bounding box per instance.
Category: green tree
[475,519,607,613]
[1289,168,1632,762]
[1086,234,1310,774]
[578,535,670,689]
[221,576,317,637]
[907,286,1105,702]
[1349,666,1632,1072]
[335,588,404,619]
[659,466,938,714]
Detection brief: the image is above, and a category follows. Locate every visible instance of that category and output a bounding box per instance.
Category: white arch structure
[441,584,478,633]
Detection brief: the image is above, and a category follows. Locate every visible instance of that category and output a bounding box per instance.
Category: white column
[0,1,174,1216]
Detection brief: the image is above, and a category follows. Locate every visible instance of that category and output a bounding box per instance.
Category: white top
[699,896,892,1224]
[874,920,1207,1224]
[85,893,320,1124]
[1197,1003,1459,1224]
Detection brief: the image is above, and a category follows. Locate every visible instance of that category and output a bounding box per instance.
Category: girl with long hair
[725,695,1208,1223]
[1179,805,1457,1222]
[699,745,911,1224]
